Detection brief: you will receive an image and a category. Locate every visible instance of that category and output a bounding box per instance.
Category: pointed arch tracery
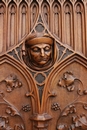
[0,0,86,57]
[74,1,85,54]
[30,1,39,30]
[42,1,50,28]
[7,2,17,49]
[52,1,61,38]
[64,2,73,47]
[19,2,28,41]
[0,2,6,53]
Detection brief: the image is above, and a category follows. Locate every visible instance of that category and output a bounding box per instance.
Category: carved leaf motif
[72,114,87,129]
[62,105,76,116]
[58,71,87,95]
[58,71,76,92]
[5,126,13,130]
[57,124,67,130]
[0,116,13,130]
[6,106,20,116]
[83,104,87,110]
[67,85,75,92]
[0,91,4,98]
[83,90,87,95]
[4,74,22,92]
[69,124,75,130]
[14,124,24,130]
[63,72,75,86]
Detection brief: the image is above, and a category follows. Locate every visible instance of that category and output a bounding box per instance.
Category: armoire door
[0,0,87,130]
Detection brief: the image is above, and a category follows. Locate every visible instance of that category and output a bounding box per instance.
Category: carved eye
[44,46,51,51]
[32,47,40,52]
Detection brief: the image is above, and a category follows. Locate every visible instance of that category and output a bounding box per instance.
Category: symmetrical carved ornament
[0,0,87,130]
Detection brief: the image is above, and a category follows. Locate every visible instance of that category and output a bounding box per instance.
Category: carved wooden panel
[0,55,39,130]
[0,0,87,56]
[42,54,87,130]
[0,0,87,130]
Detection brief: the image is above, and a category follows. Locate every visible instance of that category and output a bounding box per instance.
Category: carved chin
[31,59,51,66]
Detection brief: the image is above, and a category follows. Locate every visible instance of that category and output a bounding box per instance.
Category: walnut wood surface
[0,0,87,130]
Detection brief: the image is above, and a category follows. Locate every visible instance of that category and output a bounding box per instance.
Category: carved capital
[30,113,52,129]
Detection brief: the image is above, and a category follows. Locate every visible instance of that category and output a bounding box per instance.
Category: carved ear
[22,42,26,56]
[53,40,59,63]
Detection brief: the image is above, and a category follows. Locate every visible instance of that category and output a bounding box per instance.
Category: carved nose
[40,49,45,57]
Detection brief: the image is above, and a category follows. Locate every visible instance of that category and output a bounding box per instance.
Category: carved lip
[37,58,49,62]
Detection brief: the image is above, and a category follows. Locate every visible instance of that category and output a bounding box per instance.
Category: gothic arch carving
[74,1,85,55]
[0,2,6,53]
[42,53,87,130]
[7,2,17,48]
[0,0,87,57]
[52,1,61,38]
[30,1,39,30]
[42,1,50,28]
[19,2,28,41]
[0,0,87,130]
[0,54,40,129]
[63,1,73,47]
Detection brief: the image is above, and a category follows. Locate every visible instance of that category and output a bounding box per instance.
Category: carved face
[28,43,52,66]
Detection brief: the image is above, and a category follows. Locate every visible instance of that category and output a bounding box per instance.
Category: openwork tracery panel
[0,0,87,56]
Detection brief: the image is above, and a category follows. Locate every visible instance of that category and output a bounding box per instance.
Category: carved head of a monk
[25,32,57,70]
